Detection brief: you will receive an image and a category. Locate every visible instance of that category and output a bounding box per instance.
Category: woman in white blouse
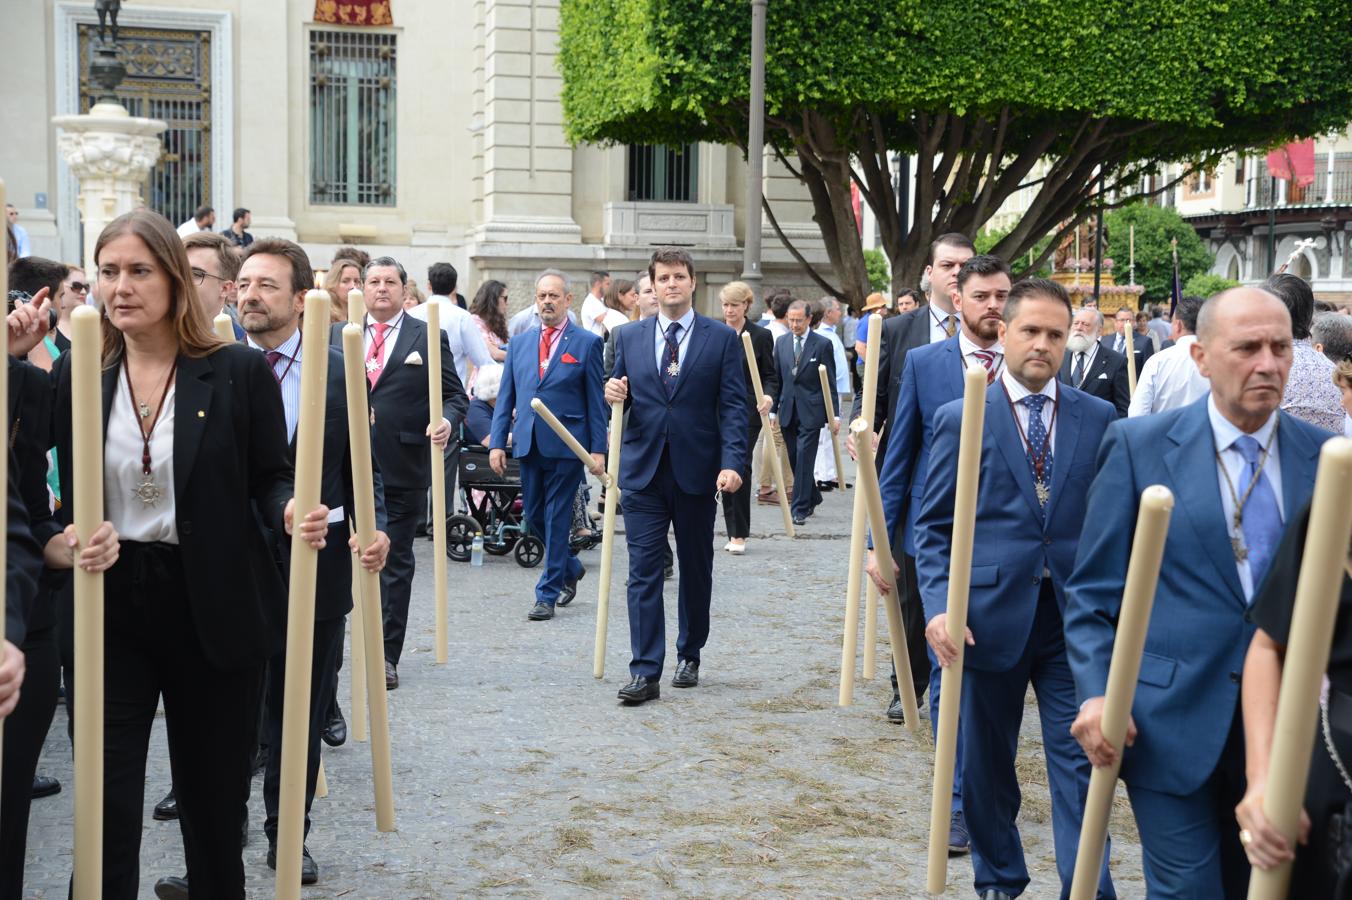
[39,210,330,899]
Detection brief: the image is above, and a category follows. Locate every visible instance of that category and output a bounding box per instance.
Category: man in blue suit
[915,277,1117,900]
[868,253,1011,853]
[491,269,607,620]
[771,299,838,525]
[1066,286,1331,898]
[604,247,747,704]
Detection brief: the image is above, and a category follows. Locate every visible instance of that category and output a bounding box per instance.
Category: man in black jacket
[772,300,838,526]
[719,283,778,552]
[1059,307,1130,417]
[337,256,466,689]
[238,239,390,885]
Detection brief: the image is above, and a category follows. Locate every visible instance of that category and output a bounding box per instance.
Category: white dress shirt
[246,329,302,442]
[408,295,492,384]
[766,319,789,342]
[363,310,406,357]
[580,292,608,337]
[1065,341,1100,389]
[106,368,178,544]
[1128,334,1211,417]
[929,304,959,344]
[815,324,850,394]
[1000,369,1058,449]
[654,307,696,374]
[1208,397,1284,602]
[959,331,1005,380]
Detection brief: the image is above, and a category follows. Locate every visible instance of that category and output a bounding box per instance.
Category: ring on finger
[1239,829,1254,846]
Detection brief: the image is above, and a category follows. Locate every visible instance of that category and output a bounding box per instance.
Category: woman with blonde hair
[322,257,364,322]
[719,280,777,553]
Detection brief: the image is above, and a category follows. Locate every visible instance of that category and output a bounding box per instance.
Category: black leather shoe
[558,564,587,606]
[267,843,319,885]
[31,774,61,799]
[792,516,806,526]
[321,706,347,747]
[528,601,554,620]
[664,564,674,580]
[153,875,189,900]
[152,787,178,820]
[617,675,660,705]
[978,891,1013,900]
[384,660,399,690]
[671,659,700,688]
[886,695,906,725]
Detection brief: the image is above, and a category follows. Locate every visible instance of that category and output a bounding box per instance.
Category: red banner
[314,0,393,26]
[1266,139,1316,187]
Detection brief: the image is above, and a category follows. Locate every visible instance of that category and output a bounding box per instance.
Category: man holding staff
[771,299,838,527]
[718,281,776,554]
[915,277,1117,900]
[1066,287,1331,897]
[490,269,607,620]
[333,257,465,690]
[237,238,390,885]
[867,254,1010,849]
[605,248,746,704]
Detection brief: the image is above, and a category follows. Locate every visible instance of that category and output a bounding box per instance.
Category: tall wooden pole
[346,290,368,743]
[70,304,104,900]
[818,364,846,494]
[1070,486,1174,900]
[427,303,449,664]
[1248,438,1352,900]
[1124,326,1137,397]
[593,402,624,678]
[926,365,987,894]
[841,314,881,704]
[341,321,397,832]
[740,331,793,537]
[275,292,331,899]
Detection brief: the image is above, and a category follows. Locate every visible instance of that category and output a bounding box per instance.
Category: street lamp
[739,0,767,303]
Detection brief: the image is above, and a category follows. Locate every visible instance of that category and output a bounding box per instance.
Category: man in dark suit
[1067,287,1330,897]
[334,256,466,689]
[1106,306,1153,378]
[772,299,838,525]
[916,277,1116,900]
[720,282,777,552]
[490,269,607,620]
[238,239,391,885]
[605,247,747,705]
[870,253,1010,853]
[1059,306,1130,417]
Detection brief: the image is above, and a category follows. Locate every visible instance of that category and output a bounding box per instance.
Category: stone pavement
[22,478,1145,898]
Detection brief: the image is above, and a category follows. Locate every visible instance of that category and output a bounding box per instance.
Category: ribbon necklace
[1214,419,1279,563]
[124,354,178,507]
[1001,380,1059,507]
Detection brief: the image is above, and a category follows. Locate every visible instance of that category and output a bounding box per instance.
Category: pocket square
[404,351,423,366]
[560,352,579,364]
[1097,372,1108,379]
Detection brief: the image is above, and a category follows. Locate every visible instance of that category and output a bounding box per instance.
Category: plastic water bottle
[471,532,485,567]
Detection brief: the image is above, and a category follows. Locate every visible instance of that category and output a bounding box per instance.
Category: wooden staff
[1070,485,1175,900]
[341,322,396,832]
[427,302,449,665]
[862,581,879,680]
[741,331,794,537]
[841,313,881,704]
[529,398,612,488]
[1249,437,1352,900]
[818,364,846,495]
[275,291,331,900]
[850,419,919,730]
[71,304,104,900]
[346,288,369,744]
[1123,322,1137,397]
[212,312,234,342]
[593,401,624,678]
[926,364,988,894]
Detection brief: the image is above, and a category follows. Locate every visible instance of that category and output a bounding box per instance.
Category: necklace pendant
[666,360,681,378]
[137,401,151,419]
[133,475,163,507]
[1035,479,1050,507]
[1231,534,1248,563]
[365,359,380,374]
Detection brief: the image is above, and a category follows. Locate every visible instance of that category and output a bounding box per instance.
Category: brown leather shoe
[756,491,779,505]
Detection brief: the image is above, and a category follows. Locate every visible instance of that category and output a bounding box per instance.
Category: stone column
[52,102,165,275]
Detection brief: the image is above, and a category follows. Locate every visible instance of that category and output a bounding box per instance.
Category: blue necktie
[1234,434,1282,591]
[1024,394,1052,516]
[661,321,683,395]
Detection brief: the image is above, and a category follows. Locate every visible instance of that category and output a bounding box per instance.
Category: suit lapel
[373,315,419,392]
[670,315,708,400]
[1164,402,1246,606]
[173,353,214,501]
[1045,387,1082,521]
[989,387,1044,520]
[101,362,119,433]
[941,338,966,398]
[1276,412,1323,521]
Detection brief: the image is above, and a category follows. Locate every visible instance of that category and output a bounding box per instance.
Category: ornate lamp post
[738,0,768,303]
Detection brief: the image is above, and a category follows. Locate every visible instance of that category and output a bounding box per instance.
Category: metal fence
[627,144,698,202]
[309,29,397,207]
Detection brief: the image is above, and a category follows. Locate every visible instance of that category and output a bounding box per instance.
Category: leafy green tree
[1102,205,1211,303]
[559,0,1352,302]
[1184,273,1240,299]
[863,249,889,294]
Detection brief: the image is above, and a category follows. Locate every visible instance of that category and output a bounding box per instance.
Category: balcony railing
[1247,172,1352,207]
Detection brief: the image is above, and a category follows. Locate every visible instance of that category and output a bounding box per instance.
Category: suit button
[1230,671,1240,683]
[180,520,193,536]
[1043,538,1052,546]
[1031,576,1040,585]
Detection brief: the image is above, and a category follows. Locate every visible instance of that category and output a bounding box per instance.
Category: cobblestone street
[23,479,1144,898]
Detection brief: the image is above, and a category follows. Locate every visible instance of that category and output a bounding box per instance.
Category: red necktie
[539,326,558,378]
[366,322,390,388]
[972,349,997,384]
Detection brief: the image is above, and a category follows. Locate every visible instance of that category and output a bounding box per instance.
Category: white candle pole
[530,398,612,487]
[1249,438,1352,900]
[1070,486,1174,900]
[740,331,793,537]
[818,364,846,495]
[345,290,368,743]
[212,313,234,342]
[593,402,625,678]
[275,292,332,900]
[341,321,396,832]
[1129,224,1135,286]
[842,314,882,704]
[427,303,449,665]
[70,304,105,900]
[1124,326,1137,397]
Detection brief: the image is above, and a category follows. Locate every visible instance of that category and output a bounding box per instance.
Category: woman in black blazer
[44,210,329,899]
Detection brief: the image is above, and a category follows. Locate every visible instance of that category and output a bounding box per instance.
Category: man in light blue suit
[915,278,1116,900]
[870,253,1010,853]
[490,269,607,621]
[1066,287,1332,898]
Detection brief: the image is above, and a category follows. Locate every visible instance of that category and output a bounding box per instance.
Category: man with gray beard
[1057,306,1130,417]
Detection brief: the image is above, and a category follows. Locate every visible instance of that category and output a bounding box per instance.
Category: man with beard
[1058,307,1130,417]
[867,253,1010,855]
